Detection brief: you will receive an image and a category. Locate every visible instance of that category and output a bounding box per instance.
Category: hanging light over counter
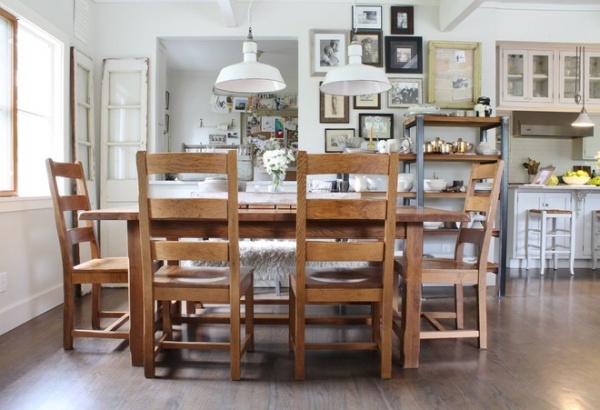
[573,46,594,128]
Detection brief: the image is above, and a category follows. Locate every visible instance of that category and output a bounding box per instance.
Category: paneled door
[100,57,148,257]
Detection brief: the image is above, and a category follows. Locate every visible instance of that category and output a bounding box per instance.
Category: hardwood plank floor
[1,268,600,409]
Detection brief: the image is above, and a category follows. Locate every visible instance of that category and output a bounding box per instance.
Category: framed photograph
[428,41,482,109]
[352,5,382,30]
[359,113,394,140]
[529,167,556,185]
[320,82,349,123]
[351,30,383,67]
[354,93,381,109]
[233,97,248,112]
[310,30,347,76]
[209,134,226,145]
[325,128,356,153]
[388,78,423,108]
[385,36,423,74]
[391,6,414,35]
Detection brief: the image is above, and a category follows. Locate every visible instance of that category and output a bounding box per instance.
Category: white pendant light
[572,46,594,128]
[213,1,286,94]
[320,37,391,96]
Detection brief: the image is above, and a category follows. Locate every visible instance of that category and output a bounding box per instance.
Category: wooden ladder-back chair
[290,151,399,380]
[136,150,254,380]
[395,160,504,349]
[46,158,129,349]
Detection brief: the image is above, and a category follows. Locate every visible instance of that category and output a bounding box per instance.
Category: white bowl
[397,173,414,192]
[424,179,447,192]
[197,178,228,193]
[562,175,590,185]
[423,221,443,230]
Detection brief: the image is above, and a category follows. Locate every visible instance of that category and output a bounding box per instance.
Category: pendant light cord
[247,0,253,39]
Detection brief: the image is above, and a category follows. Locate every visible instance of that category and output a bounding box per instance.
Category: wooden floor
[1,268,600,409]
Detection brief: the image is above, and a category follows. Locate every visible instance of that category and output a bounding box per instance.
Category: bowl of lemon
[562,170,590,185]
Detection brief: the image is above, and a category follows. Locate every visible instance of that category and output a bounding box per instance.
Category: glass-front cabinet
[559,50,600,105]
[501,49,553,104]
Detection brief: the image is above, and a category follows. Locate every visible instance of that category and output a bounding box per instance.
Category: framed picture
[209,134,226,144]
[233,97,248,112]
[391,6,414,35]
[354,93,381,109]
[320,82,349,123]
[310,30,347,76]
[358,113,394,140]
[351,30,383,67]
[325,128,356,153]
[388,78,423,108]
[428,41,482,109]
[352,5,382,30]
[385,36,423,74]
[529,167,556,185]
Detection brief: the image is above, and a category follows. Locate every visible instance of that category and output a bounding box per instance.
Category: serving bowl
[423,221,443,230]
[397,173,414,192]
[424,179,448,192]
[562,175,590,185]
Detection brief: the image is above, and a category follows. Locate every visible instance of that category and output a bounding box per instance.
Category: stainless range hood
[513,111,594,138]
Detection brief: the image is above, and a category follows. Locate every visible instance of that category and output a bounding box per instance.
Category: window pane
[0,11,15,193]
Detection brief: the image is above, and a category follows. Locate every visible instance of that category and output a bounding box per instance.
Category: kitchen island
[508,184,600,269]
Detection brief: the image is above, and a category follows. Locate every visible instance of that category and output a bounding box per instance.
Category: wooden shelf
[404,115,503,131]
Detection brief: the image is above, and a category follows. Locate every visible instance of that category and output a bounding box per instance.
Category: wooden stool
[526,209,575,275]
[592,210,600,270]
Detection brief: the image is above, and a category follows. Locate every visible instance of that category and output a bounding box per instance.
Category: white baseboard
[0,285,63,336]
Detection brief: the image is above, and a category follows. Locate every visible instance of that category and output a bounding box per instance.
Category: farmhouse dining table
[80,200,469,369]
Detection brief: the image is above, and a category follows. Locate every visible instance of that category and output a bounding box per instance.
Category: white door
[100,57,148,257]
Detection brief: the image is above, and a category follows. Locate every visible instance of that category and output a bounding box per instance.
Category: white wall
[2,0,600,335]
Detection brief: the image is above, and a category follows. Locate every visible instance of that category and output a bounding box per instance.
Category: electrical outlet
[0,272,6,293]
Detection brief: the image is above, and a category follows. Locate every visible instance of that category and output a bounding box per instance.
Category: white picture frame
[310,30,347,76]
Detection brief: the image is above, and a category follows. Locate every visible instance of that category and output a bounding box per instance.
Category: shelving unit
[402,115,510,296]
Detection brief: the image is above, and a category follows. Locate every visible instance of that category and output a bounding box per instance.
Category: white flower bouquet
[255,140,295,176]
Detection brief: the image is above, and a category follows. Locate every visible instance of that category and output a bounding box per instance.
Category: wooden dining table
[80,203,469,369]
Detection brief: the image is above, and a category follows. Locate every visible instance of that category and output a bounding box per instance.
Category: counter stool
[592,210,600,270]
[525,209,575,275]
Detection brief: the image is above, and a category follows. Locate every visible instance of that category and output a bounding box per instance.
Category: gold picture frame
[427,41,481,109]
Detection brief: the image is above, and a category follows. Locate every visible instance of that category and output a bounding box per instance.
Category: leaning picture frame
[428,40,482,109]
[391,6,414,35]
[529,167,556,186]
[320,82,350,123]
[350,30,383,67]
[325,128,356,153]
[310,30,347,76]
[358,113,394,140]
[388,78,423,108]
[354,93,381,109]
[352,5,383,30]
[385,36,423,74]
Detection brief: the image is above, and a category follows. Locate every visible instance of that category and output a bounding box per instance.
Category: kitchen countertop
[509,183,600,190]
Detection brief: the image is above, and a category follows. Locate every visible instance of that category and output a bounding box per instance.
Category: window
[0,7,64,197]
[0,8,16,196]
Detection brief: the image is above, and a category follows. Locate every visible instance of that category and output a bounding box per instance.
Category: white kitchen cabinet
[498,42,600,111]
[500,49,554,105]
[572,113,600,160]
[510,189,572,260]
[575,191,600,258]
[559,50,600,105]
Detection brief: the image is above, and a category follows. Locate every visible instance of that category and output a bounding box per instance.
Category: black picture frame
[391,6,414,35]
[358,113,394,140]
[351,30,383,67]
[385,36,423,74]
[325,128,356,153]
[319,82,349,123]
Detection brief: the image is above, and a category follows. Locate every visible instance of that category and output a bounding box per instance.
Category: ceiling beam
[217,0,237,27]
[439,0,484,32]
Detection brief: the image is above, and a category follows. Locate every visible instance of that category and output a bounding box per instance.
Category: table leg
[400,223,423,368]
[127,220,143,366]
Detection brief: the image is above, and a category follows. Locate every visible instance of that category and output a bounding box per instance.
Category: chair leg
[539,214,547,275]
[288,284,295,352]
[569,214,576,275]
[477,280,488,349]
[454,284,464,329]
[230,296,241,381]
[64,282,74,350]
[294,295,306,381]
[525,210,530,270]
[246,278,254,352]
[372,302,381,343]
[91,284,101,329]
